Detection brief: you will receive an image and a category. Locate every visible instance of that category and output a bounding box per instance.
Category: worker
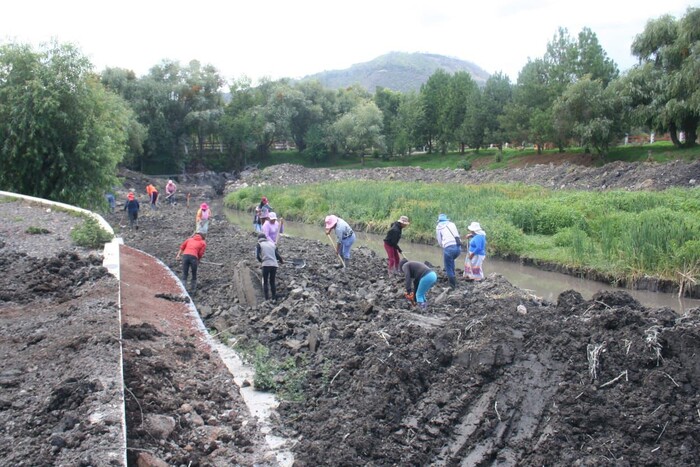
[400,259,437,309]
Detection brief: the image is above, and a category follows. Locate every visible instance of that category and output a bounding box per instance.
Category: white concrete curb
[0,190,127,467]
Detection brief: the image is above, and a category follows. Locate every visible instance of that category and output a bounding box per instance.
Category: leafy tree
[627,7,699,148]
[329,101,384,161]
[553,76,629,156]
[445,71,479,153]
[0,41,130,207]
[374,87,402,156]
[289,80,335,152]
[394,92,424,156]
[419,69,451,153]
[481,73,513,152]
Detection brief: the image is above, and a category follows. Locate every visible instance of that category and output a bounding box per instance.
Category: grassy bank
[226,181,700,283]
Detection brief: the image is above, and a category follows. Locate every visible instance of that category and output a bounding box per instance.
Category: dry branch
[599,370,628,388]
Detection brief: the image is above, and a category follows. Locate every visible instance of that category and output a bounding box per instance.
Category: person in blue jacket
[464,221,487,281]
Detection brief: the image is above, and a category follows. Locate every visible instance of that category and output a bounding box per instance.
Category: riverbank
[226,163,700,297]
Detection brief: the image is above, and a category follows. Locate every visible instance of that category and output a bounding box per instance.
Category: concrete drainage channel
[157,259,295,466]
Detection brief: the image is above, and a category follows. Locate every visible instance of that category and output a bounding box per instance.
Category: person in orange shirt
[146,183,159,210]
[175,233,207,294]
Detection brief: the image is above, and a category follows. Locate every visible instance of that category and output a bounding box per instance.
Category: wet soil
[114,192,700,465]
[3,156,700,466]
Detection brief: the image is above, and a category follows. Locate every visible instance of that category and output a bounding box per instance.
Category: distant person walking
[195,203,211,234]
[262,212,284,243]
[124,192,140,230]
[464,221,487,281]
[176,233,207,295]
[383,215,410,275]
[325,215,356,266]
[256,233,284,301]
[435,213,462,289]
[105,192,116,214]
[146,183,159,210]
[399,259,438,309]
[165,179,177,205]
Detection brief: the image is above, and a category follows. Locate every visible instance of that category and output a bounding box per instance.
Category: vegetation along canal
[225,209,699,313]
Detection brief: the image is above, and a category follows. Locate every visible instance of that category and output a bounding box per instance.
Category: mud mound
[227,159,700,193]
[0,249,122,466]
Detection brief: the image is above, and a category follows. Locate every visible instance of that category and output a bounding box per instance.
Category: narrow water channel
[224,209,699,313]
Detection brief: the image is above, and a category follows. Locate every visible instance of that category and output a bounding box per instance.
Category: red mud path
[118,244,269,465]
[119,245,204,345]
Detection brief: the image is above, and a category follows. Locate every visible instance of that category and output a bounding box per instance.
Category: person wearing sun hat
[262,211,283,243]
[464,221,487,281]
[435,213,462,289]
[195,202,211,234]
[325,214,356,266]
[383,215,410,275]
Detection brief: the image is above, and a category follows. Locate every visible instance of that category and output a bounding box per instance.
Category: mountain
[301,52,491,93]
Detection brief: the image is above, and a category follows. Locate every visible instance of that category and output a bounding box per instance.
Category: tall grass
[225,182,700,281]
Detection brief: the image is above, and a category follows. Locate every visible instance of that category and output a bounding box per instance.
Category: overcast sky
[1,1,694,85]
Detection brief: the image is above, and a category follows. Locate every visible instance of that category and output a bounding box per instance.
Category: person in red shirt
[175,233,206,294]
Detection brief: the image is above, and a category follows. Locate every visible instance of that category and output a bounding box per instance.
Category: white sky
[1,0,694,85]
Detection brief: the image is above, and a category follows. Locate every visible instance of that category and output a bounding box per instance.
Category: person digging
[400,258,438,309]
[176,232,207,295]
[325,214,355,268]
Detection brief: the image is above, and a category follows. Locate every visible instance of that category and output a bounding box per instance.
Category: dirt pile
[228,158,700,193]
[117,197,700,465]
[0,199,123,465]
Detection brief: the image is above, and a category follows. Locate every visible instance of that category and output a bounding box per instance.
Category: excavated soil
[3,157,700,466]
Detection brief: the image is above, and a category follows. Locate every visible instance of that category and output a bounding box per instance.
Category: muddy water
[224,209,700,313]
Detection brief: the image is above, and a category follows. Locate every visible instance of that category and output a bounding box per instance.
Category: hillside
[301,51,491,93]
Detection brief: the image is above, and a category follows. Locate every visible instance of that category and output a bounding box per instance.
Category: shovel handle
[326,233,346,267]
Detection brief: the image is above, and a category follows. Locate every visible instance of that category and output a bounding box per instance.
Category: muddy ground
[2,157,699,466]
[113,158,700,465]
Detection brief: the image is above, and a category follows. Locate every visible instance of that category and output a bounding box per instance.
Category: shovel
[289,258,306,269]
[326,233,346,268]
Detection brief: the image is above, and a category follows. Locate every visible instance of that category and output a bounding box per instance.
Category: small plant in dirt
[26,226,50,235]
[70,217,113,249]
[250,344,277,391]
[457,159,472,171]
[277,356,307,402]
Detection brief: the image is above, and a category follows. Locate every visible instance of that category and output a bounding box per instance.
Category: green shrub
[26,226,50,235]
[70,217,113,249]
[487,219,525,256]
[457,159,472,171]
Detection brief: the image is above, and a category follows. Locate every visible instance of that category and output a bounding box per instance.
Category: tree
[419,69,451,153]
[627,7,699,147]
[0,41,130,207]
[480,73,513,152]
[553,76,629,156]
[329,101,384,161]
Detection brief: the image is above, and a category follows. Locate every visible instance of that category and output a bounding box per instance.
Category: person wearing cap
[383,215,410,275]
[435,213,462,289]
[176,232,207,294]
[399,258,437,309]
[325,215,356,266]
[262,211,284,243]
[124,192,140,230]
[146,183,159,210]
[256,233,284,301]
[165,179,177,205]
[465,221,487,281]
[195,202,211,234]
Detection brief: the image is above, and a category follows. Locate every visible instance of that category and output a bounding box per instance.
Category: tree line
[0,8,697,206]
